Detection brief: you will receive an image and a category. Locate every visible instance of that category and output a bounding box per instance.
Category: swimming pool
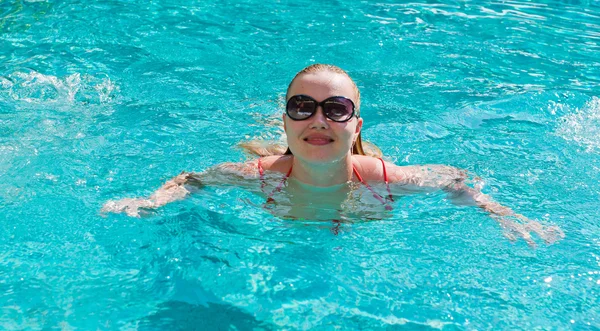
[1,0,599,329]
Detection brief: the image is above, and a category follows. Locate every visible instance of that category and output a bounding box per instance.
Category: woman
[102,64,563,245]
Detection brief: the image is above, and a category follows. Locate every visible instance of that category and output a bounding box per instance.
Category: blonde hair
[240,64,382,158]
[286,64,361,115]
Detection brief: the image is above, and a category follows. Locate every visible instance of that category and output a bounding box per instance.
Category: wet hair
[240,64,382,158]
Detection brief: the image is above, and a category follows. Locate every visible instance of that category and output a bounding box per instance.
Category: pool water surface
[1,0,600,329]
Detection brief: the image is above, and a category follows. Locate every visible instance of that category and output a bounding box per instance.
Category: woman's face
[284,71,363,164]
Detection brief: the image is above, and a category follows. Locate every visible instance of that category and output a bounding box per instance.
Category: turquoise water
[2,0,600,329]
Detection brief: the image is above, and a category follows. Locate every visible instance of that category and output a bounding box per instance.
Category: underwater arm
[101,161,259,217]
[389,164,564,245]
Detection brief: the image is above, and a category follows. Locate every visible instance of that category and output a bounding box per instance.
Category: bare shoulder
[255,155,293,174]
[352,155,420,183]
[200,155,292,181]
[352,155,394,182]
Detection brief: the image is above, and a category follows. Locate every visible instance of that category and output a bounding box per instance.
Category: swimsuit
[257,157,394,211]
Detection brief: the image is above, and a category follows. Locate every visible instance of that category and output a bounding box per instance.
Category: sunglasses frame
[286,94,357,123]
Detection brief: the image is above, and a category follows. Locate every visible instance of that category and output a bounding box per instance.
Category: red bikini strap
[379,158,394,202]
[352,165,365,184]
[258,158,268,192]
[268,163,292,201]
[353,164,392,210]
[257,158,265,178]
[380,158,388,183]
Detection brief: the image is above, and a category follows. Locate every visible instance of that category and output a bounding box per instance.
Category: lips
[303,134,334,146]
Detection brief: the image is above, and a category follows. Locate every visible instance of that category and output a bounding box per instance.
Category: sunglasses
[286,94,357,122]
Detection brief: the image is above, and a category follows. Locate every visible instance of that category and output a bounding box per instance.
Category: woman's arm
[101,161,259,217]
[389,164,565,246]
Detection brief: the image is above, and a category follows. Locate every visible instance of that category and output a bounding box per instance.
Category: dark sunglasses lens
[286,96,316,120]
[324,98,354,121]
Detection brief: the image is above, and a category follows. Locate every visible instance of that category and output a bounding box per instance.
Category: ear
[354,117,363,137]
[282,113,287,132]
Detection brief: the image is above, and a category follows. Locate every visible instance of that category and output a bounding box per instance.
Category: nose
[309,105,329,129]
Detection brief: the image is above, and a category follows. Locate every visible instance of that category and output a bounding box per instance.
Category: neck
[290,154,354,187]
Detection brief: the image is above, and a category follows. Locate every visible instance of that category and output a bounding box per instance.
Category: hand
[496,215,565,247]
[101,198,155,217]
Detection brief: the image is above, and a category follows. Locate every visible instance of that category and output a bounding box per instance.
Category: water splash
[555,96,600,152]
[0,69,117,105]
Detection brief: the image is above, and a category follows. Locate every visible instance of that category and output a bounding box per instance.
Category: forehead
[288,72,356,102]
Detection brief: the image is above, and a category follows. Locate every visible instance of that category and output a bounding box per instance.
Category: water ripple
[1,0,600,329]
[556,96,600,152]
[0,69,117,105]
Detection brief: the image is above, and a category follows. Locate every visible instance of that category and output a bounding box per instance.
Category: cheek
[284,121,306,141]
[342,124,358,139]
[283,117,295,134]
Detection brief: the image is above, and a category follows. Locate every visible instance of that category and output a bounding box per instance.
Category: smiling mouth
[304,137,334,145]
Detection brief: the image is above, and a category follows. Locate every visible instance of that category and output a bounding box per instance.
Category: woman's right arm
[101,161,259,217]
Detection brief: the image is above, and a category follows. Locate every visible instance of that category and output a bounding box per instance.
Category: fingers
[520,230,536,248]
[101,199,130,213]
[100,198,153,217]
[503,230,518,242]
[523,219,543,233]
[100,200,115,213]
[125,206,141,218]
[539,225,565,244]
[523,219,565,245]
[497,216,564,246]
[500,219,533,246]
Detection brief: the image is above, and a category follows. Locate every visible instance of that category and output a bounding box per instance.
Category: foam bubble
[0,76,14,89]
[4,70,117,105]
[555,96,600,152]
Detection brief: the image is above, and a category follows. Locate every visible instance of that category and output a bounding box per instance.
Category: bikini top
[257,157,394,211]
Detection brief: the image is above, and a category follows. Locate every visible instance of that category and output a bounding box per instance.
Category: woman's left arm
[388,164,565,246]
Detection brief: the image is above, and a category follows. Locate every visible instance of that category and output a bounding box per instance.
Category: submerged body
[103,153,563,245]
[102,64,564,246]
